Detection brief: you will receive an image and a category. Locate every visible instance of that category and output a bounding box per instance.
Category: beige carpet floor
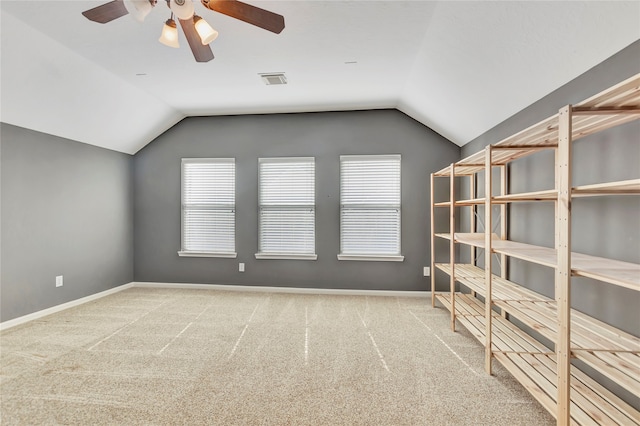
[1,287,554,425]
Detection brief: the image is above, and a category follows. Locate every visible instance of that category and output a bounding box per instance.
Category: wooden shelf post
[500,165,507,278]
[556,105,573,425]
[450,163,456,332]
[470,174,477,297]
[485,146,493,375]
[431,173,436,308]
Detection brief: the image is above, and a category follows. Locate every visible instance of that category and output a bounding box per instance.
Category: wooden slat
[521,353,612,426]
[572,106,640,115]
[495,352,563,420]
[571,254,640,291]
[576,74,640,109]
[571,113,640,142]
[569,309,640,350]
[497,115,560,149]
[489,179,640,202]
[572,179,640,196]
[455,197,485,206]
[536,352,639,425]
[575,351,640,398]
[434,164,451,176]
[571,367,640,425]
[494,189,558,202]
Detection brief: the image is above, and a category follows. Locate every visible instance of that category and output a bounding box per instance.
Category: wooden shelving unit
[430,74,640,425]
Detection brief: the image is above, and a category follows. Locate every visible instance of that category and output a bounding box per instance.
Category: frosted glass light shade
[194,16,218,45]
[123,0,153,22]
[170,0,194,20]
[159,19,180,48]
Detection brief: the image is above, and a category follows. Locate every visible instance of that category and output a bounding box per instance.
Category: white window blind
[258,157,316,258]
[180,158,236,256]
[340,155,401,257]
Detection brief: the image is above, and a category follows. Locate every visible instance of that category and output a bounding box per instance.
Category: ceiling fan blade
[82,0,129,23]
[179,18,215,63]
[202,0,285,34]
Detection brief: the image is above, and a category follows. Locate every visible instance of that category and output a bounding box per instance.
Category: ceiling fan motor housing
[170,0,195,20]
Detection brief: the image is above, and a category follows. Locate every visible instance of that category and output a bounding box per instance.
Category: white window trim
[255,253,318,261]
[178,251,238,258]
[180,158,236,258]
[257,156,317,258]
[339,154,402,259]
[337,254,404,262]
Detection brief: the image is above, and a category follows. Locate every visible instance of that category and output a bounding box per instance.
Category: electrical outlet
[239,263,245,272]
[56,275,63,287]
[423,267,430,277]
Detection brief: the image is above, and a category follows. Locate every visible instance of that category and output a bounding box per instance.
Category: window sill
[178,251,238,258]
[255,253,318,261]
[337,254,404,262]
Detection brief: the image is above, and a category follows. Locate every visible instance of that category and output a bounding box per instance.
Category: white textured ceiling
[1,1,639,154]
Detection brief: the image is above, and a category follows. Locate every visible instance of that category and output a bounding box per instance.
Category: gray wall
[134,109,459,291]
[0,123,134,322]
[454,40,640,337]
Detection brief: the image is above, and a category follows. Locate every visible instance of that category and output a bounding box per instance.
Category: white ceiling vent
[260,73,287,85]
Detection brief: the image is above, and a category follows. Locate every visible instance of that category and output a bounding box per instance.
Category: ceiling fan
[81,0,285,62]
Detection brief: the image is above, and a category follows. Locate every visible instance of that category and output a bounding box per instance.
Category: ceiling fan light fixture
[193,15,218,45]
[159,18,180,48]
[123,0,153,22]
[169,0,194,20]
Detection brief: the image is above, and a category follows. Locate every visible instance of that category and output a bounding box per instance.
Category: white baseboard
[132,282,430,298]
[0,282,134,331]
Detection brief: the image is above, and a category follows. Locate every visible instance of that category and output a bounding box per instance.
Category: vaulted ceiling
[1,1,638,155]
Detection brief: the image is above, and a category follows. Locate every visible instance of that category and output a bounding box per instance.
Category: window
[179,158,236,258]
[339,155,403,261]
[257,157,316,260]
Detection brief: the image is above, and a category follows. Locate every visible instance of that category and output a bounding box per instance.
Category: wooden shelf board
[435,292,640,425]
[438,264,640,349]
[572,179,640,196]
[495,352,640,426]
[495,300,640,398]
[441,233,640,290]
[436,264,640,396]
[577,73,640,109]
[433,74,640,177]
[572,113,639,141]
[572,254,640,291]
[434,263,548,303]
[455,197,485,206]
[493,189,557,202]
[492,180,640,203]
[435,293,550,353]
